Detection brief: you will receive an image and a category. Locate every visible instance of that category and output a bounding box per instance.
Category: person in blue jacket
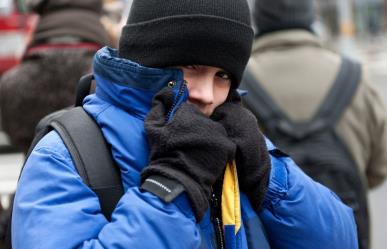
[12,0,358,249]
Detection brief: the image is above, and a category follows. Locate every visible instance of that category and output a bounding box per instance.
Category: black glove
[211,90,271,212]
[141,87,236,221]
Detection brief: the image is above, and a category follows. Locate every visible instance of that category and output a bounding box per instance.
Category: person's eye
[216,71,231,80]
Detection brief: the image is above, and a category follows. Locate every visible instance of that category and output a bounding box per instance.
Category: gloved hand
[211,89,271,212]
[141,87,236,221]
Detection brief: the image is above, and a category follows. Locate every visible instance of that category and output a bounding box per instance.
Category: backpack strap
[26,73,95,159]
[5,107,123,249]
[240,67,291,133]
[240,57,361,139]
[51,107,124,221]
[25,77,123,221]
[312,57,361,127]
[75,74,94,107]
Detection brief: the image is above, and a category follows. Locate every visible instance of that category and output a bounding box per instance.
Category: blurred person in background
[242,0,387,248]
[10,0,357,249]
[0,0,111,155]
[0,0,37,151]
[0,1,110,247]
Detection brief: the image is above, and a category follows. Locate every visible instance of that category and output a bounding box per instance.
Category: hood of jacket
[91,47,185,120]
[83,47,186,188]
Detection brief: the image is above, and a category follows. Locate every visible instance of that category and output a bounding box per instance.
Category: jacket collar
[252,29,322,54]
[92,47,184,119]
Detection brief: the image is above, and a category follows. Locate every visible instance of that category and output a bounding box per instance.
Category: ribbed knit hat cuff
[119,15,254,87]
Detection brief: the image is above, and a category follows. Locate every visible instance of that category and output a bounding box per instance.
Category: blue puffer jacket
[12,47,358,249]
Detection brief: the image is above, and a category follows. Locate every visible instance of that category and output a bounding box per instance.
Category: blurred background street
[1,0,387,248]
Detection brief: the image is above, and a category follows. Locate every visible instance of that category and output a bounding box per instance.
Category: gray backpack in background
[240,57,369,249]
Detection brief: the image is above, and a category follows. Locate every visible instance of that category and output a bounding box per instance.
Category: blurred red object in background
[0,0,38,75]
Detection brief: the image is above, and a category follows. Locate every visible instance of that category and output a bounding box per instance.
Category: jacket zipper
[211,187,225,249]
[165,80,225,249]
[166,80,187,122]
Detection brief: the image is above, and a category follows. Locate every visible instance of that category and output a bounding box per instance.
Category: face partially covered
[176,65,232,117]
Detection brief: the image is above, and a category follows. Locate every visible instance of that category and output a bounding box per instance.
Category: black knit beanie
[118,0,254,87]
[254,0,316,36]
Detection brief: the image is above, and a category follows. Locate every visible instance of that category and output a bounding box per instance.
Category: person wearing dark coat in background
[0,2,110,246]
[0,0,111,155]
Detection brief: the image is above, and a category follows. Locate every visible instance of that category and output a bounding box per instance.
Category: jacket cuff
[141,175,185,202]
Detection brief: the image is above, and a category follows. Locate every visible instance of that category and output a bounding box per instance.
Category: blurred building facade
[317,0,387,39]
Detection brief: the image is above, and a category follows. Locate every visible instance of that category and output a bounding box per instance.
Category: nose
[188,79,214,107]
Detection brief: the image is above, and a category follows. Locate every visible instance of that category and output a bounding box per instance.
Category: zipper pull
[165,80,188,122]
[210,193,218,209]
